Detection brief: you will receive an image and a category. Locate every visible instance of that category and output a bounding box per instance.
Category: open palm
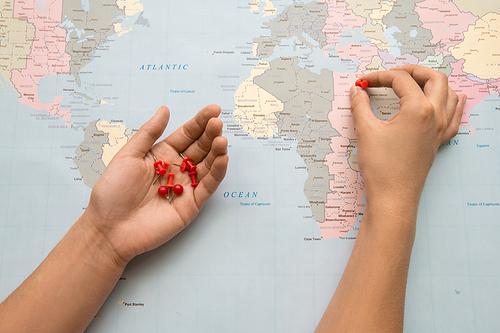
[85,105,228,264]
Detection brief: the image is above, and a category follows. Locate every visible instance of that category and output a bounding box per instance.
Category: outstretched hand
[84,105,229,265]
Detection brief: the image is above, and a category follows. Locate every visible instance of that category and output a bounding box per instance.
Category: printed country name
[221,85,237,91]
[139,64,188,70]
[30,114,59,120]
[467,202,500,207]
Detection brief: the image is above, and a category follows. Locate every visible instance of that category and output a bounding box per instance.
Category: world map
[1,0,500,331]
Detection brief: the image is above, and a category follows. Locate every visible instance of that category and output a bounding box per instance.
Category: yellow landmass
[453,0,500,18]
[252,42,259,57]
[370,0,394,28]
[113,22,132,37]
[116,0,144,16]
[96,121,132,166]
[364,55,384,74]
[0,0,35,92]
[450,13,500,79]
[233,62,283,138]
[250,0,276,17]
[346,0,383,19]
[249,1,259,12]
[262,0,277,17]
[362,23,389,51]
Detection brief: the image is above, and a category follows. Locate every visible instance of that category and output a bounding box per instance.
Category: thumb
[350,86,378,133]
[124,106,170,158]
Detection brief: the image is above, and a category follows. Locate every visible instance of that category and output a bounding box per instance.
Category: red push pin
[170,184,184,203]
[189,171,198,187]
[154,161,168,176]
[166,172,175,199]
[180,161,189,172]
[179,153,197,172]
[158,186,168,196]
[173,184,184,195]
[153,160,170,185]
[166,173,175,188]
[355,79,369,89]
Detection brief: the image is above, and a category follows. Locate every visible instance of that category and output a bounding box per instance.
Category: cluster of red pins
[152,152,199,204]
[180,154,199,187]
[355,78,369,89]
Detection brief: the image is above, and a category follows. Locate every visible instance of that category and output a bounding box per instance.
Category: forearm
[0,214,126,333]
[315,197,419,332]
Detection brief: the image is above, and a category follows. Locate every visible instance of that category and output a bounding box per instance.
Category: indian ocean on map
[233,0,500,239]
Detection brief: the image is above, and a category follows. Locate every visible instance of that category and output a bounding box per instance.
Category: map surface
[1,0,500,331]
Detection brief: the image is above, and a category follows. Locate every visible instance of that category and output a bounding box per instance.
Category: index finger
[360,69,426,104]
[163,104,222,152]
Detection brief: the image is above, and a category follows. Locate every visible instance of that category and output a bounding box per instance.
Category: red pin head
[173,184,184,195]
[355,79,369,89]
[158,186,168,196]
[180,161,189,172]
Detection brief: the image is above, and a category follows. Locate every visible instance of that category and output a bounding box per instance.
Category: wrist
[363,193,421,231]
[73,212,129,274]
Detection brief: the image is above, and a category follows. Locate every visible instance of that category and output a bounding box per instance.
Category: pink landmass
[336,43,378,76]
[320,72,364,239]
[11,0,72,126]
[319,0,366,51]
[415,0,478,56]
[448,60,489,128]
[379,50,419,69]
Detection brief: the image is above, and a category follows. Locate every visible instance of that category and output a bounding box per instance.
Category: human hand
[350,65,466,212]
[82,105,228,265]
